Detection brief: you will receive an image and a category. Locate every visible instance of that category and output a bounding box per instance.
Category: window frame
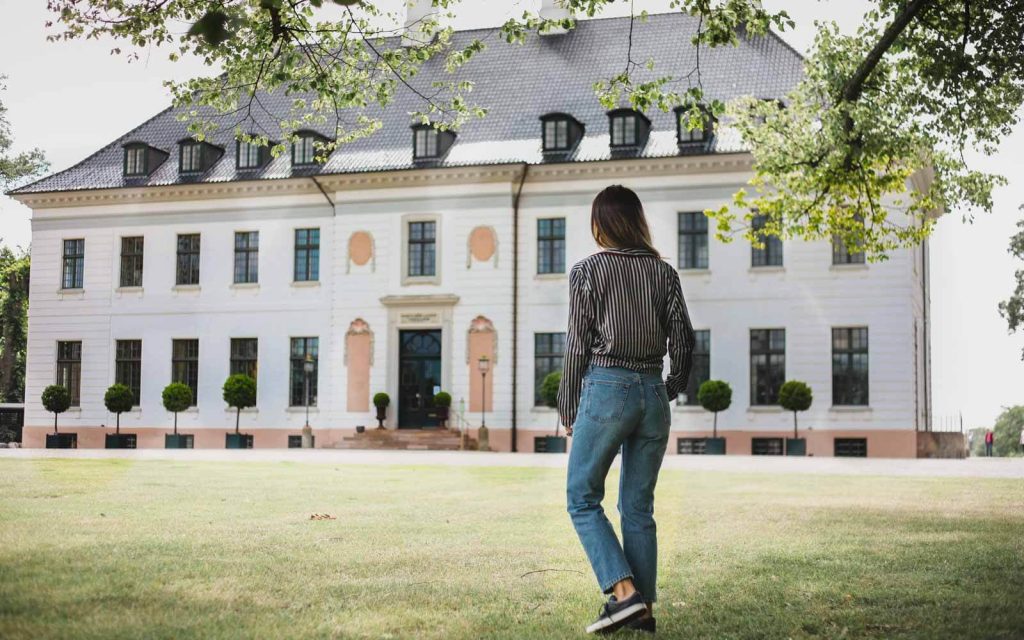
[289,337,319,407]
[832,327,869,406]
[233,231,259,284]
[236,140,267,170]
[171,338,199,406]
[683,330,711,405]
[175,233,201,286]
[536,218,566,275]
[179,141,206,174]
[832,235,866,265]
[114,339,142,406]
[413,126,440,159]
[119,236,144,288]
[55,340,82,407]
[751,213,784,268]
[533,333,565,406]
[750,328,785,406]
[230,338,259,390]
[123,145,148,177]
[61,239,85,290]
[407,220,437,278]
[292,132,325,167]
[293,228,321,282]
[677,212,709,270]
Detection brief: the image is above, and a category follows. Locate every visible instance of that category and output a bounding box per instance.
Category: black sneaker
[624,614,656,634]
[585,592,648,634]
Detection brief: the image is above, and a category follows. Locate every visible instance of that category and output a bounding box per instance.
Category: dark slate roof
[12,12,803,195]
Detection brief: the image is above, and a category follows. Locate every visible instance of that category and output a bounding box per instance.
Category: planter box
[704,437,727,455]
[786,438,807,456]
[105,433,137,449]
[534,435,567,453]
[225,433,254,449]
[165,434,194,449]
[45,433,78,449]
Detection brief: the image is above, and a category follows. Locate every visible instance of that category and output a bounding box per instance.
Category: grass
[0,458,1022,640]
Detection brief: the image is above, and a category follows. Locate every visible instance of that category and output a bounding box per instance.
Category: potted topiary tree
[434,391,452,428]
[697,380,731,455]
[103,383,136,449]
[223,373,256,449]
[535,371,567,453]
[779,380,812,456]
[373,392,390,429]
[42,385,75,449]
[162,382,194,449]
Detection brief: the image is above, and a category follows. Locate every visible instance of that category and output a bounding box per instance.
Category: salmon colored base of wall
[21,426,919,457]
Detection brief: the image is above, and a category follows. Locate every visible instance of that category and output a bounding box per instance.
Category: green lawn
[1,459,1022,640]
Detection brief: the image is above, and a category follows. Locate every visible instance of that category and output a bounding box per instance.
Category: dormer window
[540,113,584,153]
[607,109,651,149]
[412,123,456,162]
[178,140,223,175]
[122,142,168,178]
[237,139,270,170]
[675,104,715,146]
[293,131,328,167]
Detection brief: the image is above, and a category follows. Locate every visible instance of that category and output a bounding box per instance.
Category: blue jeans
[566,364,671,603]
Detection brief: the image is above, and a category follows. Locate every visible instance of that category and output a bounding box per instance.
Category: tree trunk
[236,407,240,434]
[173,411,178,435]
[793,411,798,439]
[116,412,120,434]
[53,412,57,434]
[713,411,718,438]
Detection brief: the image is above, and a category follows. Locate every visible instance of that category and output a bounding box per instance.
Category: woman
[559,185,695,635]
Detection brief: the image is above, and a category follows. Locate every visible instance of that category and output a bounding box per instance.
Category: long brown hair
[590,184,660,256]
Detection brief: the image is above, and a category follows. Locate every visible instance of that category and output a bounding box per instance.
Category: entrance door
[398,329,442,428]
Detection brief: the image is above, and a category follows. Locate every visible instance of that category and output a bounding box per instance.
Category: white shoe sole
[585,602,647,634]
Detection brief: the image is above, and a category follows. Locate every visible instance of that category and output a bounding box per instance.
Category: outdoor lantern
[477,356,490,430]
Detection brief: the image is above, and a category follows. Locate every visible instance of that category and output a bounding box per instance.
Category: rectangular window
[611,115,637,146]
[751,214,783,267]
[171,339,199,406]
[678,108,710,143]
[180,143,203,173]
[752,437,784,455]
[294,228,320,282]
[119,236,144,288]
[678,212,709,270]
[834,438,868,457]
[230,338,259,384]
[290,337,319,407]
[408,221,436,277]
[683,330,711,405]
[832,236,866,265]
[537,218,566,274]
[237,141,263,169]
[115,339,142,406]
[414,128,439,158]
[543,120,569,150]
[55,341,82,407]
[61,239,84,289]
[233,231,259,284]
[176,234,201,286]
[293,135,319,166]
[124,146,147,176]
[832,327,869,405]
[534,333,565,405]
[750,328,785,405]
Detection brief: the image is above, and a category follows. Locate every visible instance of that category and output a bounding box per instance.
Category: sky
[0,0,1021,428]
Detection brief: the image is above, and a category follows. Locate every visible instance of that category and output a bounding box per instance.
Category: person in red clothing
[984,430,994,457]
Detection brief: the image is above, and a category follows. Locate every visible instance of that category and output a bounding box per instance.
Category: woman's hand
[565,424,573,437]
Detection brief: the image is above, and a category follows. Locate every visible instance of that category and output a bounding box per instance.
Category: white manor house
[9,8,934,456]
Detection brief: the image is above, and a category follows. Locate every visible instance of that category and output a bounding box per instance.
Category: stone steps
[335,428,478,451]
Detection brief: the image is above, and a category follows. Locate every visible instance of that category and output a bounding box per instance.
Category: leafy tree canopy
[222,373,257,410]
[999,214,1024,359]
[992,405,1024,457]
[540,370,561,409]
[778,380,813,413]
[41,384,71,414]
[44,0,1023,257]
[162,382,193,413]
[697,379,732,413]
[1,76,48,191]
[104,383,135,415]
[0,246,29,402]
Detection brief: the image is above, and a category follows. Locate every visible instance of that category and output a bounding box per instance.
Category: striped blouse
[556,246,696,427]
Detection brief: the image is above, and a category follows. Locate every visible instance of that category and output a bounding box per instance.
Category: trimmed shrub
[223,374,257,433]
[162,382,193,434]
[433,391,452,407]
[41,385,72,433]
[697,380,732,438]
[103,384,135,433]
[778,380,813,437]
[373,392,390,408]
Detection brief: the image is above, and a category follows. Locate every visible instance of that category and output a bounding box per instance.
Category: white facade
[16,154,931,455]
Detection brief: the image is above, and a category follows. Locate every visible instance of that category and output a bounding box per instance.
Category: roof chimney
[539,0,573,35]
[402,0,441,47]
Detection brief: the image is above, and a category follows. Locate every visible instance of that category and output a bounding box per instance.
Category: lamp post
[477,355,490,451]
[302,353,314,448]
